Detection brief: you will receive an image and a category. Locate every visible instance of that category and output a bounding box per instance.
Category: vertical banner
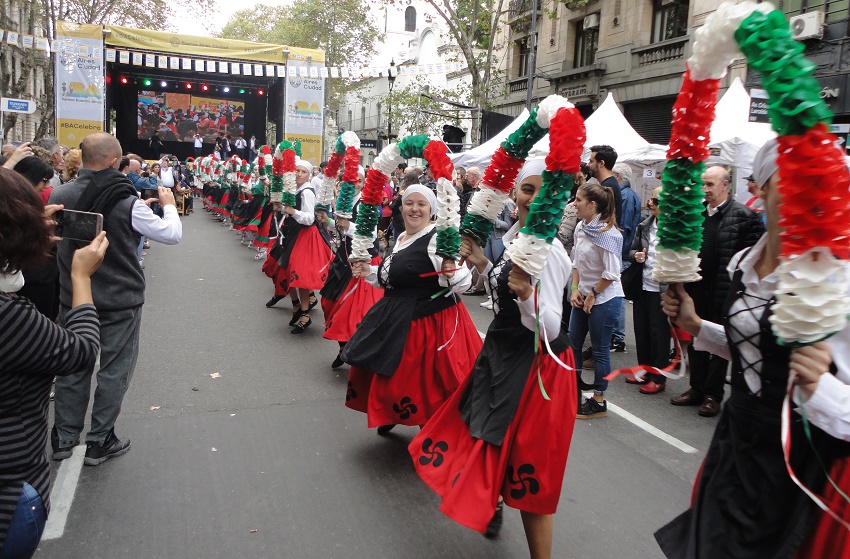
[285,60,324,165]
[55,21,104,147]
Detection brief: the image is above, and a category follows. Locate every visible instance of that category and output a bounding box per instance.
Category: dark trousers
[687,345,728,401]
[633,289,671,383]
[194,146,202,157]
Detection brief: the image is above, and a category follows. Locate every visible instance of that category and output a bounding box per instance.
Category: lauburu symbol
[392,396,418,419]
[507,464,540,500]
[346,381,357,401]
[418,438,448,467]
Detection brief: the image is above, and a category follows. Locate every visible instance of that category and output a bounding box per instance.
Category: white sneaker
[480,297,492,308]
[254,250,267,260]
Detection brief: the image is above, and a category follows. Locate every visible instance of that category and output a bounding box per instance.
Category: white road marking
[583,391,698,454]
[42,444,86,540]
[478,330,486,340]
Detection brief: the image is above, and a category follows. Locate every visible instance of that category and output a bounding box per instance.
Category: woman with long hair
[569,183,623,419]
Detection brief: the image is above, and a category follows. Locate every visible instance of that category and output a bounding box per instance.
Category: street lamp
[387,60,396,147]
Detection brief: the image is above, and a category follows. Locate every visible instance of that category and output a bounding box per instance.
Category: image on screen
[137,90,245,142]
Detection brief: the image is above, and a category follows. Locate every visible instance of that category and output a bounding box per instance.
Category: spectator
[193,133,203,158]
[32,137,65,188]
[234,135,247,159]
[460,166,481,217]
[743,173,765,212]
[611,162,641,353]
[249,135,257,161]
[626,186,670,394]
[62,148,82,183]
[49,132,183,466]
[670,165,764,417]
[0,168,106,559]
[587,145,623,227]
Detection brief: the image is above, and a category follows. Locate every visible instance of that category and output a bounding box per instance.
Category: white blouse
[693,235,850,441]
[571,221,624,305]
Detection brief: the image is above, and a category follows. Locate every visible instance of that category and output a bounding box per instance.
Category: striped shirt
[0,294,99,544]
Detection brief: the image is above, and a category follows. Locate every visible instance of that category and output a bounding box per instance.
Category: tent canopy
[449,108,529,170]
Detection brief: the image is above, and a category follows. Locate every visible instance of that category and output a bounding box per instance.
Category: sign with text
[748,88,770,123]
[55,21,104,147]
[285,60,324,166]
[1,98,36,114]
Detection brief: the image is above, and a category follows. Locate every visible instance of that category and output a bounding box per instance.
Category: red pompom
[342,146,360,184]
[423,140,453,182]
[667,71,720,162]
[325,150,344,179]
[777,123,850,259]
[545,107,585,173]
[362,168,387,206]
[262,146,271,155]
[272,157,285,176]
[482,147,524,193]
[282,149,296,173]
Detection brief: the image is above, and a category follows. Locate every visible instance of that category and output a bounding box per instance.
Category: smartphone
[55,210,103,242]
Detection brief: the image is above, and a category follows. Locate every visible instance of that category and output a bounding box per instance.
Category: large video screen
[137,90,245,142]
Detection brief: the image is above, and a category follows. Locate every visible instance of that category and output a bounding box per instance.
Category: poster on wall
[136,90,245,143]
[285,59,324,165]
[54,21,104,147]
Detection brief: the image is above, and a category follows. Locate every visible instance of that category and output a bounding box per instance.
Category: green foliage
[385,82,471,138]
[44,0,215,30]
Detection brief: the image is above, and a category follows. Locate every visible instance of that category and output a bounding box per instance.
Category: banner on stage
[285,60,324,166]
[54,21,104,147]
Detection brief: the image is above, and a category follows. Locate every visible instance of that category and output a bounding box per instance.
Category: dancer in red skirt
[408,159,577,558]
[656,140,850,558]
[280,159,333,334]
[320,168,384,368]
[342,185,483,433]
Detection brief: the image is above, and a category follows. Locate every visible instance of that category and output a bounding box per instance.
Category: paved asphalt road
[35,205,720,559]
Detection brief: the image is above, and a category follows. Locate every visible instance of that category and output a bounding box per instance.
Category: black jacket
[629,214,655,261]
[686,200,764,321]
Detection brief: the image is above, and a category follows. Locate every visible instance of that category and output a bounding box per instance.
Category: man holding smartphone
[49,132,183,466]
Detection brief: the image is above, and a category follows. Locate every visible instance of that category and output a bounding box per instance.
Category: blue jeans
[613,296,626,344]
[569,297,621,394]
[0,483,46,559]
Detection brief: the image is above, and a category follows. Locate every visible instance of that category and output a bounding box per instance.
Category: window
[652,0,688,42]
[779,0,849,22]
[361,106,366,130]
[574,21,599,68]
[405,6,416,32]
[513,36,533,78]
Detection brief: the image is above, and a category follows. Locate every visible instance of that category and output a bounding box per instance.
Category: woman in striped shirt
[0,168,108,559]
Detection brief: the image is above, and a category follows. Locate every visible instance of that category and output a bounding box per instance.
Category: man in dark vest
[670,165,764,416]
[49,133,183,465]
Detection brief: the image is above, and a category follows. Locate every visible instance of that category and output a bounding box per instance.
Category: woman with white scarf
[569,183,624,419]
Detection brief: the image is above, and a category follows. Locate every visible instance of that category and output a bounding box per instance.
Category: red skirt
[323,256,383,343]
[261,246,288,298]
[219,192,230,216]
[254,209,274,248]
[281,227,333,292]
[409,346,578,533]
[345,303,483,428]
[796,456,850,558]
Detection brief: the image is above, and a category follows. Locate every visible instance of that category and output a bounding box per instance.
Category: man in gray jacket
[49,133,183,465]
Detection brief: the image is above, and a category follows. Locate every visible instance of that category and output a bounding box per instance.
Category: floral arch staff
[654,3,850,557]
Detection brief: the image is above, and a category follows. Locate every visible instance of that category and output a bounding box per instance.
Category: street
[35,210,719,559]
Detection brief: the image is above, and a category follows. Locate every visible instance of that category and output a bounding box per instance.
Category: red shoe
[639,381,666,394]
[625,375,648,385]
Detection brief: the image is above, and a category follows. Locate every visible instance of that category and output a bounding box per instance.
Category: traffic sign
[0,97,36,114]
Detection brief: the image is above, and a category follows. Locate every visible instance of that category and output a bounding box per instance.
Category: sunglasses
[649,198,659,206]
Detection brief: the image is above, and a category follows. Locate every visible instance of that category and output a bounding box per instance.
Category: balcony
[508,78,529,93]
[507,0,542,26]
[633,36,689,67]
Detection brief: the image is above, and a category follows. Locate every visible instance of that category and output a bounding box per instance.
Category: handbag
[621,261,644,301]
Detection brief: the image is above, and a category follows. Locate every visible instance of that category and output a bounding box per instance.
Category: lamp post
[387,60,396,148]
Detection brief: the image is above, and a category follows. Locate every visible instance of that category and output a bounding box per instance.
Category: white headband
[402,185,437,219]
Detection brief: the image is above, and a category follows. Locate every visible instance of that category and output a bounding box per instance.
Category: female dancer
[342,185,482,433]
[569,183,623,419]
[279,159,333,334]
[320,168,384,369]
[409,158,577,558]
[656,139,850,558]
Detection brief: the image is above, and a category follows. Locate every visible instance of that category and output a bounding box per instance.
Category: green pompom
[520,170,573,243]
[270,175,283,193]
[282,192,296,207]
[335,135,345,155]
[503,107,546,160]
[354,203,381,238]
[335,182,356,217]
[396,135,430,159]
[656,159,706,252]
[293,141,302,158]
[460,213,496,247]
[278,141,293,152]
[436,226,461,260]
[736,10,833,136]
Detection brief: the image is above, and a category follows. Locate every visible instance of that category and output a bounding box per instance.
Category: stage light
[106,75,111,84]
[239,88,245,94]
[202,84,209,91]
[223,87,230,93]
[257,89,265,96]
[120,76,128,84]
[160,81,167,88]
[143,79,152,86]
[186,83,192,89]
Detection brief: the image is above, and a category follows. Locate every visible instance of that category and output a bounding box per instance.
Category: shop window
[405,7,416,32]
[574,19,599,67]
[653,0,688,43]
[780,0,849,22]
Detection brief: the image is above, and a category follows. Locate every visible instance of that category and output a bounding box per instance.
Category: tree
[384,83,471,139]
[218,0,382,110]
[42,0,215,34]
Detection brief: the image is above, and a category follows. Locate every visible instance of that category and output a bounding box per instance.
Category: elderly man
[49,133,183,465]
[670,165,764,417]
[33,137,65,188]
[610,162,642,353]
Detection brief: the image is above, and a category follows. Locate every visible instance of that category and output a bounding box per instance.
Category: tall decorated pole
[334,133,362,219]
[317,134,350,210]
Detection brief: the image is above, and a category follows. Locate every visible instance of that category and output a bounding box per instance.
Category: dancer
[341,185,482,433]
[279,159,333,334]
[409,98,583,558]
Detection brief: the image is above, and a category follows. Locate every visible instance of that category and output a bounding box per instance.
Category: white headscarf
[295,159,313,175]
[516,157,547,186]
[402,185,437,219]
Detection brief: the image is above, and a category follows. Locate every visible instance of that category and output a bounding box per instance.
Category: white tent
[449,108,530,170]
